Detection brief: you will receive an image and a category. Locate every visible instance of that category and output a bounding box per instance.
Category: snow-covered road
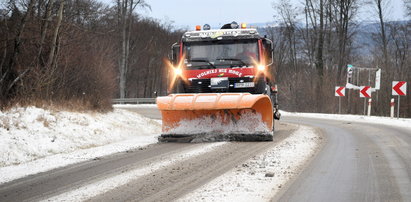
[0,119,311,202]
[0,106,161,184]
[1,105,410,201]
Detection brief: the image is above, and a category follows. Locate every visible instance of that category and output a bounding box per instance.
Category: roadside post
[367,99,372,116]
[390,98,395,118]
[392,81,407,118]
[360,86,371,115]
[335,86,345,114]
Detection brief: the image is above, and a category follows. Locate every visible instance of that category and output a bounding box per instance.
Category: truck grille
[183,77,262,93]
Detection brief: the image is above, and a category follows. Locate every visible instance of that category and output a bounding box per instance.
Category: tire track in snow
[39,142,226,202]
[177,125,323,202]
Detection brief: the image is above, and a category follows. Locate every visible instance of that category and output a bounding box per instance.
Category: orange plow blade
[156,93,274,142]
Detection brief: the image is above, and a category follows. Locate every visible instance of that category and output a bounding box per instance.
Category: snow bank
[282,111,411,129]
[177,125,323,202]
[0,106,161,168]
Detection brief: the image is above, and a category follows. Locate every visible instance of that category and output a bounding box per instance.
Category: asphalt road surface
[0,106,410,201]
[274,116,411,202]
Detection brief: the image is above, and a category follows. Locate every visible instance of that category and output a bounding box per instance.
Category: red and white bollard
[367,99,372,116]
[390,98,395,118]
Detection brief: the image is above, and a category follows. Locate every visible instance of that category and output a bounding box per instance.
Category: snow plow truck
[156,22,280,142]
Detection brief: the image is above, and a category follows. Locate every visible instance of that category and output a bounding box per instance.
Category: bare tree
[375,0,389,68]
[274,0,299,70]
[330,0,358,77]
[37,0,54,66]
[405,0,411,17]
[117,0,149,99]
[0,0,35,99]
[46,0,64,69]
[316,0,325,78]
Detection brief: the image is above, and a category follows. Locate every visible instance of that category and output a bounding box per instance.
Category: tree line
[0,0,181,110]
[0,0,410,117]
[268,0,411,117]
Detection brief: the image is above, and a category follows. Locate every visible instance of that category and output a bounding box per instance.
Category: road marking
[392,81,407,96]
[360,86,371,98]
[335,86,345,97]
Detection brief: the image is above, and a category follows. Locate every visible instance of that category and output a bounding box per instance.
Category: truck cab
[168,22,280,119]
[170,22,274,93]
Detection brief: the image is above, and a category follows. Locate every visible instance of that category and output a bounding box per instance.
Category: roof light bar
[230,21,239,29]
[241,23,247,29]
[203,24,211,30]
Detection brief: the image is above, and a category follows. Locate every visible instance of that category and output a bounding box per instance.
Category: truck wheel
[274,110,281,120]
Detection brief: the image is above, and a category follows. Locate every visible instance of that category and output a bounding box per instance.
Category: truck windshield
[184,40,258,69]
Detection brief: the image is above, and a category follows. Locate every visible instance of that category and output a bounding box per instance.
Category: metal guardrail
[112,98,156,104]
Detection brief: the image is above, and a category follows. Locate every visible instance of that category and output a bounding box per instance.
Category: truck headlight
[174,68,182,76]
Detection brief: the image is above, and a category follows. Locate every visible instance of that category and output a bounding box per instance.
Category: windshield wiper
[188,59,216,69]
[215,58,247,66]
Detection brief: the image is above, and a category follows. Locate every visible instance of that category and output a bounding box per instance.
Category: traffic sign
[392,81,407,96]
[360,86,371,98]
[335,86,345,96]
[347,64,353,79]
[375,69,381,90]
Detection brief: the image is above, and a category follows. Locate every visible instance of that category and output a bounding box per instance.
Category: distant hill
[252,20,410,56]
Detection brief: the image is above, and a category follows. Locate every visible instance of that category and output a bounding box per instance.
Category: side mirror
[170,43,180,65]
[263,39,274,66]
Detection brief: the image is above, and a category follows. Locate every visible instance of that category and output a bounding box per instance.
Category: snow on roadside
[282,111,411,129]
[0,106,161,184]
[177,125,323,202]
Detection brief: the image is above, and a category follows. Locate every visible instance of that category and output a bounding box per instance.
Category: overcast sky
[102,0,408,29]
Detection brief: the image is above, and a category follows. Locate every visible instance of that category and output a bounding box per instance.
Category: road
[0,107,296,202]
[126,107,411,201]
[274,116,411,202]
[0,107,410,201]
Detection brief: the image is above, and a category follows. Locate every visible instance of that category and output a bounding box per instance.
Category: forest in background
[0,0,410,117]
[267,0,411,117]
[0,0,181,110]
